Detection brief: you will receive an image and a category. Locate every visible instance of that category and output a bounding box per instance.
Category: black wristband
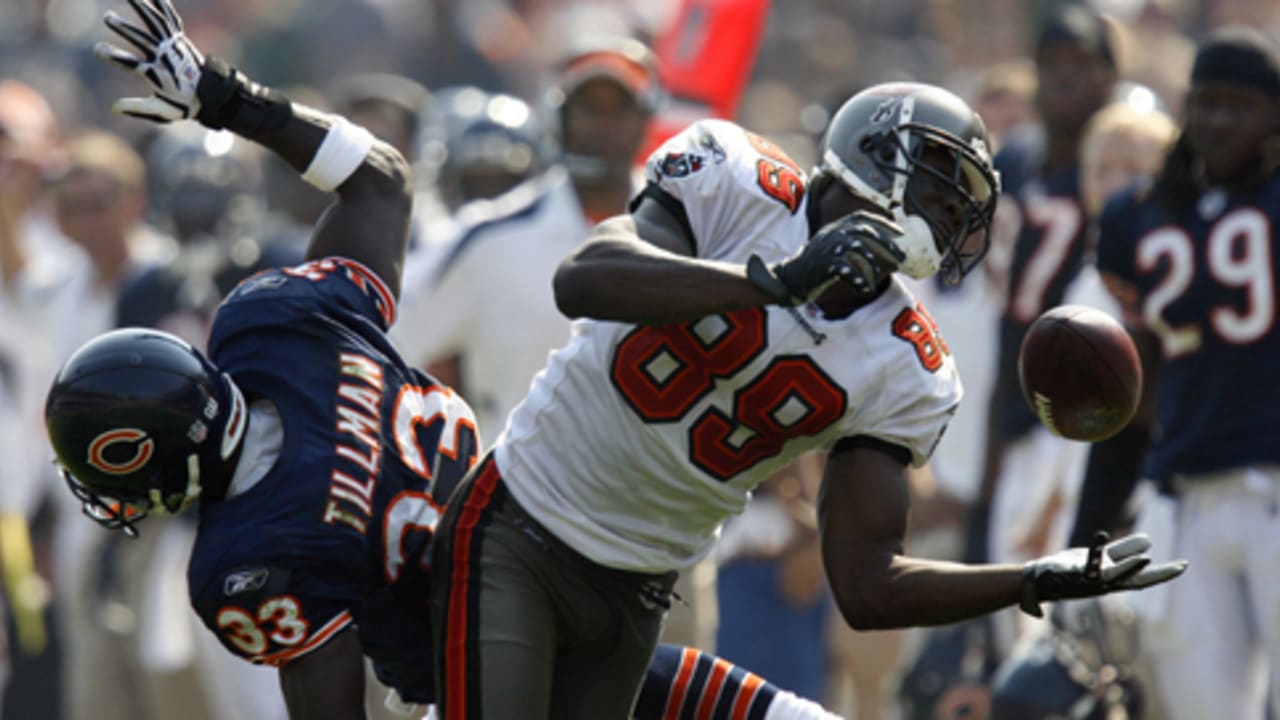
[196,56,293,134]
[1019,565,1044,618]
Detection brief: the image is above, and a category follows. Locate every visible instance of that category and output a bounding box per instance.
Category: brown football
[1018,304,1142,442]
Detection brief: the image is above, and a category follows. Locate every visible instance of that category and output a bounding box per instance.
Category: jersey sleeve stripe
[729,670,765,720]
[255,610,353,666]
[693,656,731,720]
[661,646,700,719]
[333,257,398,327]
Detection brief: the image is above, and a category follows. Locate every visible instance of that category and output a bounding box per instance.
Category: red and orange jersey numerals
[892,303,950,372]
[611,309,846,480]
[746,131,805,214]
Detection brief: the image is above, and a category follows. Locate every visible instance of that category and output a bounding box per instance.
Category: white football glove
[1020,531,1188,618]
[95,0,204,123]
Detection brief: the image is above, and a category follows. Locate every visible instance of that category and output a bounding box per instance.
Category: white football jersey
[392,170,591,442]
[495,120,962,572]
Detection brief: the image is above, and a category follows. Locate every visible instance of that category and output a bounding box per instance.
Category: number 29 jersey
[494,120,962,573]
[1096,177,1280,484]
[186,258,479,703]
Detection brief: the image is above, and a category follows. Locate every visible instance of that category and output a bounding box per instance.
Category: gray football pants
[431,456,677,720]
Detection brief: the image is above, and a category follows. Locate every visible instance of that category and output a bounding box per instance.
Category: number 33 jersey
[186,258,479,704]
[494,120,962,573]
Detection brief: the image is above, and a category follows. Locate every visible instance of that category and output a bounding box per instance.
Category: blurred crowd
[2,0,1279,718]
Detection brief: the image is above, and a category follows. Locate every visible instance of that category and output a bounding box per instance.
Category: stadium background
[0,0,1276,718]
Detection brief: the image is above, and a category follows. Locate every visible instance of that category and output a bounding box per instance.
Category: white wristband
[301,115,376,192]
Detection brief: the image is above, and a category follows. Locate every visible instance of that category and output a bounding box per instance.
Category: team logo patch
[87,429,154,475]
[870,97,901,125]
[235,271,288,296]
[694,130,727,163]
[659,151,705,178]
[187,420,208,444]
[224,568,271,596]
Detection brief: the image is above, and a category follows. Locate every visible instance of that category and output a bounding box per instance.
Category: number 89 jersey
[494,120,962,573]
[186,258,479,704]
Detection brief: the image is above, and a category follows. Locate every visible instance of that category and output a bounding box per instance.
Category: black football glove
[746,211,906,306]
[1019,531,1187,618]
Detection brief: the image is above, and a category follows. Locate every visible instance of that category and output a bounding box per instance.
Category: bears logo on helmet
[86,428,155,475]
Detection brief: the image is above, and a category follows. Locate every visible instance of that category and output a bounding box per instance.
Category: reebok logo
[224,568,270,596]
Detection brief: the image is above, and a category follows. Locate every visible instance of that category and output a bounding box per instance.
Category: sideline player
[1072,28,1280,720]
[45,2,848,718]
[429,81,1187,719]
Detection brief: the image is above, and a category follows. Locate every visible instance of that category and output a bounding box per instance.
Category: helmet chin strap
[149,453,203,516]
[148,374,244,518]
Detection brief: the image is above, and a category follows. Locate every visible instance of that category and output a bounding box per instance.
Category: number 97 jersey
[494,120,962,574]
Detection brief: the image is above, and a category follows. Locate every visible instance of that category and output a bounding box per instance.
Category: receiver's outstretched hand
[1021,531,1188,618]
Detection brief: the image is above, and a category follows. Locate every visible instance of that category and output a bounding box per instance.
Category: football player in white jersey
[429,82,1187,720]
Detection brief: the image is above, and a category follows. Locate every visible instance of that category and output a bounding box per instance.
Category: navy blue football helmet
[45,328,246,536]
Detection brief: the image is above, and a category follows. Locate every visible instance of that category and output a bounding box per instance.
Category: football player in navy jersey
[42,2,856,719]
[1071,28,1280,720]
[43,0,466,714]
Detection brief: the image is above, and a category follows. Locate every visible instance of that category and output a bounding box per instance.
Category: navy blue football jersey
[992,134,1089,441]
[1097,175,1280,484]
[187,257,479,703]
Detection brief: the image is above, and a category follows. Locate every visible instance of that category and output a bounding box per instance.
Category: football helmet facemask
[816,82,1001,284]
[45,328,247,536]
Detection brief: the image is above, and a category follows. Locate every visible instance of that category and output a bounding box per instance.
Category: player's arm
[553,199,773,325]
[278,627,367,720]
[95,0,411,296]
[818,441,1186,628]
[554,191,903,325]
[819,442,1024,628]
